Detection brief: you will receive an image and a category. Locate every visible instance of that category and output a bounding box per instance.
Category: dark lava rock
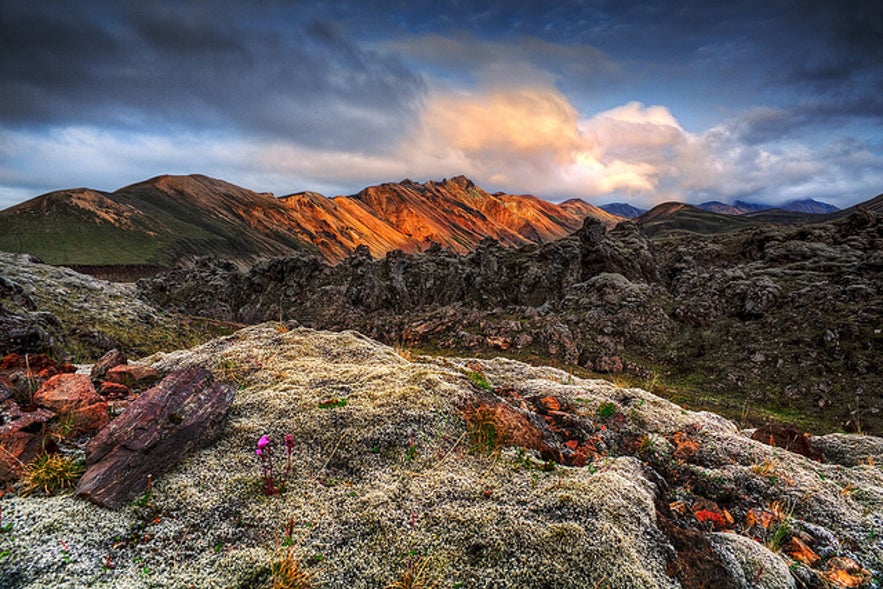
[76,366,234,509]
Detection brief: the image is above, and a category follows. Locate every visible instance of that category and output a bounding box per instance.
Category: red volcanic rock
[99,381,130,399]
[105,364,159,388]
[90,349,127,382]
[0,353,57,373]
[76,367,234,509]
[36,366,59,380]
[68,401,110,435]
[0,406,56,483]
[34,374,102,414]
[462,388,603,467]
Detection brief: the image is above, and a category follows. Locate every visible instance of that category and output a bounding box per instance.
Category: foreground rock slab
[75,366,234,509]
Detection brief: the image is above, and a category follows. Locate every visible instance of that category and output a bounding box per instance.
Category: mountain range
[2,173,880,280]
[601,197,840,218]
[0,174,616,273]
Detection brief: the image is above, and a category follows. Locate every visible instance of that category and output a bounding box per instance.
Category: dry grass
[21,454,84,495]
[271,546,317,589]
[385,556,444,589]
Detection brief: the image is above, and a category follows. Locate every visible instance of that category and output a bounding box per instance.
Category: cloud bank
[1,1,881,210]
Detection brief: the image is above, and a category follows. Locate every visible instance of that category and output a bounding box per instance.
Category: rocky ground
[0,252,237,361]
[0,324,880,588]
[138,210,883,435]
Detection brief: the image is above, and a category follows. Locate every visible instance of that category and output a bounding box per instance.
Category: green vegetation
[466,370,492,392]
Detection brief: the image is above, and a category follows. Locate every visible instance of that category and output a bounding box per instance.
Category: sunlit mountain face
[0,174,618,269]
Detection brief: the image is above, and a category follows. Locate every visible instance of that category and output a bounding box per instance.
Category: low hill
[698,198,839,216]
[635,202,757,237]
[0,175,314,269]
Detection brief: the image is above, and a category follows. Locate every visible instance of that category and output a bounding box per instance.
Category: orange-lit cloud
[403,85,705,203]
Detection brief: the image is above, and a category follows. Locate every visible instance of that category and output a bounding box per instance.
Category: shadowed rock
[75,366,234,509]
[90,349,127,382]
[751,424,824,462]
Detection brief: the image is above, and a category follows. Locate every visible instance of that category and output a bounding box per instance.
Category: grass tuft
[271,546,316,589]
[385,555,443,589]
[22,454,84,495]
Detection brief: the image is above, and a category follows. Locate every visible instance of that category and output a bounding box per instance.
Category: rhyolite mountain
[0,174,617,273]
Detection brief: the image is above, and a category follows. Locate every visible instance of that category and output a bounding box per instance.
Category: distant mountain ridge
[0,174,618,269]
[599,203,647,218]
[602,198,839,219]
[698,197,839,215]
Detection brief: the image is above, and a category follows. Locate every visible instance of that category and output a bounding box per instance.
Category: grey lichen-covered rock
[75,366,235,509]
[709,533,796,589]
[2,325,881,588]
[811,432,883,467]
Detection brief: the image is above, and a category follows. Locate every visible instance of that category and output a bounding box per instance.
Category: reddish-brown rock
[76,367,234,509]
[33,374,102,414]
[36,366,59,380]
[99,381,130,399]
[462,388,601,467]
[68,402,110,435]
[90,349,127,382]
[0,407,56,483]
[104,364,159,388]
[0,353,57,373]
[751,424,824,462]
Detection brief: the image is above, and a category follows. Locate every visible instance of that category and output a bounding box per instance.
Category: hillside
[2,324,881,588]
[0,175,314,272]
[0,175,615,270]
[635,202,759,237]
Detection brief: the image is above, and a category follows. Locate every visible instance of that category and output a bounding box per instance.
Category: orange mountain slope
[0,174,620,266]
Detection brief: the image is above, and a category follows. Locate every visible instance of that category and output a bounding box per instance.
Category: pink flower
[256,448,263,456]
[284,434,294,450]
[257,435,271,449]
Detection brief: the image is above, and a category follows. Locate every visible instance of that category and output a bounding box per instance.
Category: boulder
[90,349,127,382]
[33,373,102,414]
[104,363,159,388]
[75,366,234,509]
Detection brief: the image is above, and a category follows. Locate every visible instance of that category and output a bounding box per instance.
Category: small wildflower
[256,435,277,495]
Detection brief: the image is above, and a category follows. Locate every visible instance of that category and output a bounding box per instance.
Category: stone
[75,366,234,509]
[90,349,127,382]
[98,381,130,399]
[0,407,56,483]
[68,401,110,435]
[104,363,159,388]
[751,424,824,462]
[33,373,102,414]
[709,532,796,589]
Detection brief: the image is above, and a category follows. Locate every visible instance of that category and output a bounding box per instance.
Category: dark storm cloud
[0,1,426,151]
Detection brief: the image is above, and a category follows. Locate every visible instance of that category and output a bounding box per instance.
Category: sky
[1,0,881,210]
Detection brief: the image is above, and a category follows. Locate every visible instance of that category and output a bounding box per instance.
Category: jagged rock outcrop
[0,252,224,361]
[139,211,883,435]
